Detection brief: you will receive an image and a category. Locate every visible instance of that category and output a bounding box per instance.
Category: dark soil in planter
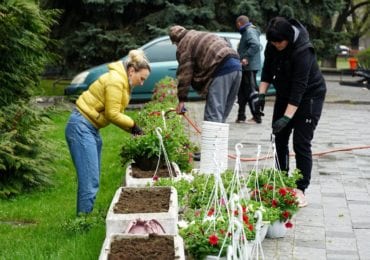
[113,187,171,214]
[131,163,177,178]
[108,234,174,260]
[133,155,164,171]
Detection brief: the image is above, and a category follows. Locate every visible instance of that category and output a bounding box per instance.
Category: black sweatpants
[272,96,325,192]
[237,70,260,122]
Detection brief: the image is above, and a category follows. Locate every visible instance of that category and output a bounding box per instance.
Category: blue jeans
[65,109,102,214]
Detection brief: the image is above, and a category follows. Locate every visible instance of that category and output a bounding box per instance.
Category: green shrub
[0,1,59,197]
[0,103,54,198]
[356,47,370,69]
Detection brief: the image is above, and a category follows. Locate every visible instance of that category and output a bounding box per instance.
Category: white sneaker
[295,189,308,207]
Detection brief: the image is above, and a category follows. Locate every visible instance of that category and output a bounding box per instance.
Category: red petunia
[152,175,159,181]
[207,208,215,217]
[272,199,278,208]
[279,187,287,196]
[209,234,219,246]
[282,210,290,219]
[248,224,254,231]
[243,214,249,224]
[285,221,293,228]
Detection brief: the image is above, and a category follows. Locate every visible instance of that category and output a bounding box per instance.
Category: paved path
[184,77,370,260]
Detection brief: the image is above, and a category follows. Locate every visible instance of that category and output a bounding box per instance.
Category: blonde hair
[126,49,151,72]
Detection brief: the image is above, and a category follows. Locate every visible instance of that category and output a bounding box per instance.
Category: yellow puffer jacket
[76,61,134,131]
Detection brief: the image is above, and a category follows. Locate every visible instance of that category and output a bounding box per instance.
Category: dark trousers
[273,96,325,192]
[237,70,260,122]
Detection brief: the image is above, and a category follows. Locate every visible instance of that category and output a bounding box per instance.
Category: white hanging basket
[266,220,287,238]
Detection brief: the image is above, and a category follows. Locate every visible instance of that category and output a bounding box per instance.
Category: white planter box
[125,162,182,187]
[99,233,185,260]
[106,186,178,236]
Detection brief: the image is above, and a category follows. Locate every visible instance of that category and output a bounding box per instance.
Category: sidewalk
[185,77,370,259]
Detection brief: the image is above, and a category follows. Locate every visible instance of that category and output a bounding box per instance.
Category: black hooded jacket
[261,19,326,106]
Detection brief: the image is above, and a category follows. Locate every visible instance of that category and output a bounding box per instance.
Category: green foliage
[151,76,178,104]
[120,79,196,172]
[0,1,59,197]
[0,103,55,198]
[356,47,370,69]
[62,22,138,73]
[0,0,60,104]
[246,168,302,222]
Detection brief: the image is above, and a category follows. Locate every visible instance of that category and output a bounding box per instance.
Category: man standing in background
[235,15,262,124]
[169,25,242,123]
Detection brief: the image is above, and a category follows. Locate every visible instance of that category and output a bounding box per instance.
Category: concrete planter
[106,186,178,236]
[99,233,185,260]
[125,162,182,187]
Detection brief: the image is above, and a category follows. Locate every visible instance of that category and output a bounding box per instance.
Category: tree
[0,0,60,197]
[334,0,370,49]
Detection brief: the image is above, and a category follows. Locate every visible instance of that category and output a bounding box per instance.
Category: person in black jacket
[256,16,326,207]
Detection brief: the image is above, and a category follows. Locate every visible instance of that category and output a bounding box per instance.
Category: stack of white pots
[199,121,229,174]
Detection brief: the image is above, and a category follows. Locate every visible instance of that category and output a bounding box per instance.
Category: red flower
[243,214,249,224]
[207,208,215,216]
[271,199,278,208]
[248,224,254,231]
[282,210,290,219]
[209,234,219,246]
[152,175,159,181]
[234,210,239,216]
[279,187,287,196]
[285,221,293,228]
[242,206,247,213]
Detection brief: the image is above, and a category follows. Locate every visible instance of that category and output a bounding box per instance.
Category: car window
[143,39,176,63]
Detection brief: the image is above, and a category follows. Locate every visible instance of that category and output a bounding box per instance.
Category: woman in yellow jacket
[65,50,151,215]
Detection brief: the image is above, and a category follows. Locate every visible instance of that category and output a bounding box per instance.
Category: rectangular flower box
[99,233,185,260]
[125,162,182,187]
[106,186,178,236]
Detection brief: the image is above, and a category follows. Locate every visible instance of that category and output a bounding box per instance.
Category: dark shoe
[247,117,262,124]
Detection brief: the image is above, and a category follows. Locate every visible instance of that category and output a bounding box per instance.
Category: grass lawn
[35,78,69,96]
[0,106,133,260]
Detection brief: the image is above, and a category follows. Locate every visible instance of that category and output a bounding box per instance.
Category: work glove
[272,116,291,134]
[255,94,265,116]
[131,123,144,136]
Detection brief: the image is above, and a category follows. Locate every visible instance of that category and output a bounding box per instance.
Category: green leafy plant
[246,169,302,225]
[120,78,196,172]
[180,202,257,259]
[151,76,178,103]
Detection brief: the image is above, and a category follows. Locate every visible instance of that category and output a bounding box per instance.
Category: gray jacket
[237,24,261,71]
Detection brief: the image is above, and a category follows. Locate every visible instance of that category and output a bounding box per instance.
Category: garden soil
[131,164,177,178]
[108,234,175,260]
[113,187,171,214]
